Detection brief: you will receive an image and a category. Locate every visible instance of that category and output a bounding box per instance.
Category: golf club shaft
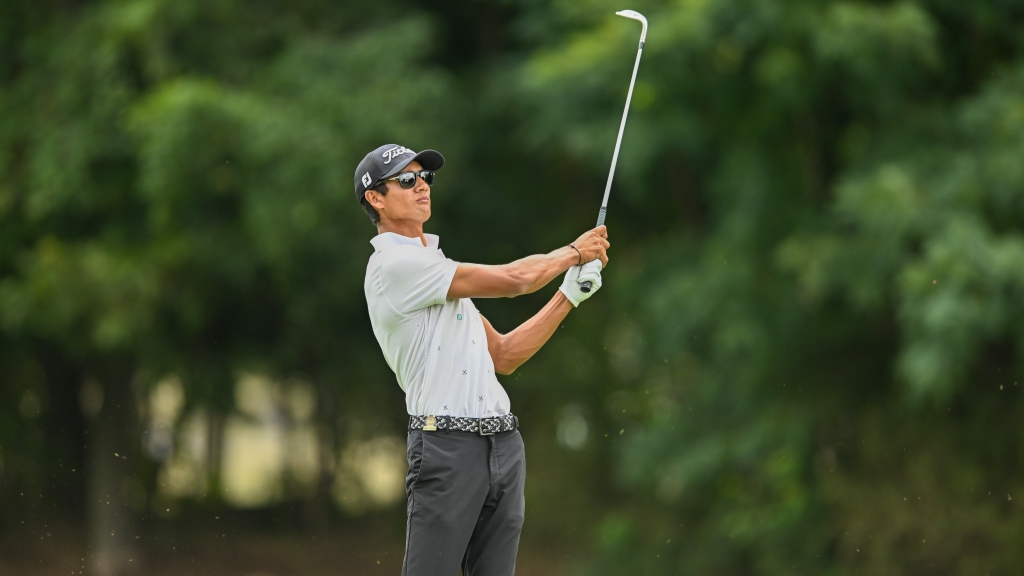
[599,40,644,224]
[581,12,647,292]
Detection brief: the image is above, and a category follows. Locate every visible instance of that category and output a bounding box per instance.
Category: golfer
[355,144,609,576]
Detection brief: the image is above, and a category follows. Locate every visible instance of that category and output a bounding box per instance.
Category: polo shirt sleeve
[379,246,460,314]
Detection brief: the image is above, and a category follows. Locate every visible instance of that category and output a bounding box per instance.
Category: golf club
[579,9,648,293]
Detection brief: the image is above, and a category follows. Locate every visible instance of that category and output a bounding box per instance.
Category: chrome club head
[615,10,648,43]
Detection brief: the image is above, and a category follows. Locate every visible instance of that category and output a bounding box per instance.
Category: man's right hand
[572,226,610,267]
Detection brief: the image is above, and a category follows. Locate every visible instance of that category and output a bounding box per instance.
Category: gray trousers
[403,428,526,576]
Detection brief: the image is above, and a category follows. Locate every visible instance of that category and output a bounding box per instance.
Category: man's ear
[365,189,386,212]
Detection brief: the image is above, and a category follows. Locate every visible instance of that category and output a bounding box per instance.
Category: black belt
[409,414,519,435]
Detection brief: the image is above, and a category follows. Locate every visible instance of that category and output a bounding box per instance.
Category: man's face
[367,160,431,225]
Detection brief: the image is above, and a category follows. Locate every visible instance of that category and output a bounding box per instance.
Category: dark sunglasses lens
[421,171,435,186]
[398,172,417,188]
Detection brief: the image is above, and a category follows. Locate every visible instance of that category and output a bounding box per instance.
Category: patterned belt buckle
[478,418,496,436]
[423,415,437,432]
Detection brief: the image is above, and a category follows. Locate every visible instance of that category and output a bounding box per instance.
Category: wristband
[568,244,583,266]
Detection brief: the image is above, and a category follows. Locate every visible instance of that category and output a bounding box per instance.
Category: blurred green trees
[524,0,1024,574]
[2,0,1024,574]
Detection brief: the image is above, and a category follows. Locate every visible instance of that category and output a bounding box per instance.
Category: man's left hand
[559,265,602,307]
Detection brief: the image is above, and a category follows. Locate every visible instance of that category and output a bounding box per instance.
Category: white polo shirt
[364,232,512,418]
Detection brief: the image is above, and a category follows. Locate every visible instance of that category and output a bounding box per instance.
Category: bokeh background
[3,0,1024,574]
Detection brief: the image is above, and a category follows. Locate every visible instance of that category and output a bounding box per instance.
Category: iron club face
[615,10,648,44]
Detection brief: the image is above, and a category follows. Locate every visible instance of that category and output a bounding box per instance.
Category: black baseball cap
[353,144,444,201]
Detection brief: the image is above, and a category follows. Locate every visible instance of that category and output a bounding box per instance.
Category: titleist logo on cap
[382,146,413,164]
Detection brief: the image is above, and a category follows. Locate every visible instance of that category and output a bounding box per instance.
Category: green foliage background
[3,0,1024,574]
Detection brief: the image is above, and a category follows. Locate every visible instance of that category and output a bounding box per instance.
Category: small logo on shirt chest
[457,314,463,320]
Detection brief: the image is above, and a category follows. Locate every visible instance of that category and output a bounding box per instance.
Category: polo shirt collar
[370,232,440,252]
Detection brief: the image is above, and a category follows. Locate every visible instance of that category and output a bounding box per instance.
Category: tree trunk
[206,410,224,498]
[300,381,336,531]
[84,371,141,576]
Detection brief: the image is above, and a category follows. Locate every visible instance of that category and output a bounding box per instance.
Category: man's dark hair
[361,182,388,225]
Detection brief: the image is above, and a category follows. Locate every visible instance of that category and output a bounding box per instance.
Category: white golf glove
[559,264,602,307]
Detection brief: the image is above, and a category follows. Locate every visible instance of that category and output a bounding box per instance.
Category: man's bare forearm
[482,291,574,375]
[503,247,579,295]
[447,227,609,300]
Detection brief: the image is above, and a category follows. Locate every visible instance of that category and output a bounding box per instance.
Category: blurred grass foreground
[5,0,1024,575]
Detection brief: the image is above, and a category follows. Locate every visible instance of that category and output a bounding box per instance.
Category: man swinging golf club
[356,143,608,576]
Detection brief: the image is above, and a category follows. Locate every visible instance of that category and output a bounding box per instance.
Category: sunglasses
[385,170,435,189]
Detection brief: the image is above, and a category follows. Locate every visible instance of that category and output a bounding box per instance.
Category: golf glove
[559,265,602,307]
[577,258,603,289]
